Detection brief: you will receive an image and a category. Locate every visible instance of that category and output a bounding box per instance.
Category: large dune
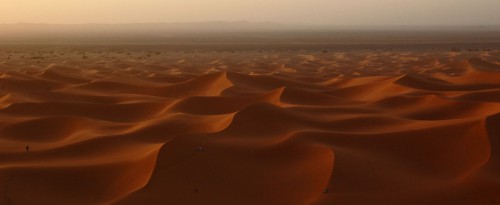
[0,48,499,204]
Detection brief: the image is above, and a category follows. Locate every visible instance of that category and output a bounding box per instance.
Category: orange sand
[0,49,499,204]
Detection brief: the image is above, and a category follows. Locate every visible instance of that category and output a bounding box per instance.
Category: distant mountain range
[0,21,499,44]
[0,21,295,34]
[1,21,499,33]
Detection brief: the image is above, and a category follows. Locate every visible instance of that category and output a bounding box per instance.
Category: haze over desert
[0,34,498,204]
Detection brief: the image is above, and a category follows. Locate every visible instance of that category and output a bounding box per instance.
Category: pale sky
[0,0,498,25]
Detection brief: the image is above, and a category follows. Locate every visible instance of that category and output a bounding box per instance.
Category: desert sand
[0,47,499,205]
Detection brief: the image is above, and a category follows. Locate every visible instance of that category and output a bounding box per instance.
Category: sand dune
[0,49,499,204]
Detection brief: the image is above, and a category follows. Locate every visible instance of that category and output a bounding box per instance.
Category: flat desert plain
[0,46,499,205]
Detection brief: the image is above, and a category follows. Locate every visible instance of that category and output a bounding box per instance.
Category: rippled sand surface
[0,49,499,205]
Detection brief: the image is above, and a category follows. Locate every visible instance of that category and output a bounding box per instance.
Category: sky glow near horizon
[0,0,498,25]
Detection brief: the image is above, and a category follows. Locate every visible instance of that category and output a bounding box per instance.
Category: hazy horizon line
[1,21,500,27]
